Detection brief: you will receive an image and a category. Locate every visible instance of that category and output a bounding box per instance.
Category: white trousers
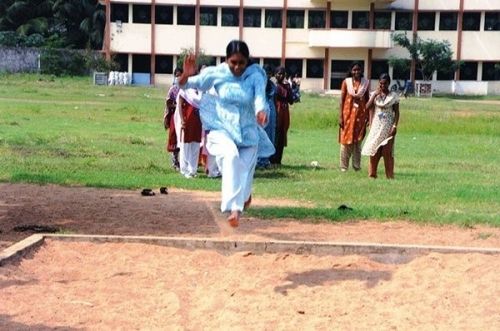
[206,130,257,213]
[206,154,221,177]
[179,142,200,177]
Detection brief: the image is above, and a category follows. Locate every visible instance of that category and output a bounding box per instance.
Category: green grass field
[0,74,498,226]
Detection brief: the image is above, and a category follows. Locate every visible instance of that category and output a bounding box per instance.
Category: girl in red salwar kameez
[270,66,294,166]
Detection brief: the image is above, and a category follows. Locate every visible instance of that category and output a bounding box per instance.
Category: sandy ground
[1,241,499,330]
[1,183,499,250]
[1,183,500,330]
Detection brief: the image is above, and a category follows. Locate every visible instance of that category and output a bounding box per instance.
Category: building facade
[102,0,500,94]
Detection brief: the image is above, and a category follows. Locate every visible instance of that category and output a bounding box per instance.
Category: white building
[101,0,500,94]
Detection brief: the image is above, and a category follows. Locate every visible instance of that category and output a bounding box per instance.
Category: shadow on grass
[246,206,412,222]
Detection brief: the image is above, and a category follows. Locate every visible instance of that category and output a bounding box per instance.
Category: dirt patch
[1,240,498,329]
[1,183,499,329]
[1,183,499,250]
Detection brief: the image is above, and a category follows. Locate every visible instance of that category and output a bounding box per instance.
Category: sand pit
[1,183,500,329]
[1,240,499,330]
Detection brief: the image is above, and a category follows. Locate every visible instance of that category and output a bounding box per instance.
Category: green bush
[40,48,87,76]
[0,31,21,47]
[24,34,45,47]
[84,51,119,72]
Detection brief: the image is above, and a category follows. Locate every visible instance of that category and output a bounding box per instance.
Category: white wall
[111,23,151,53]
[461,31,500,61]
[452,81,489,95]
[245,29,283,58]
[156,26,196,54]
[418,0,460,11]
[464,0,499,10]
[487,81,500,95]
[199,27,240,56]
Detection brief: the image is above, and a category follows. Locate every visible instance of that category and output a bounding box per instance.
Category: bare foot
[244,195,252,210]
[227,211,241,228]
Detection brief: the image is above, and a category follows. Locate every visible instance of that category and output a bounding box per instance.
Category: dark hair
[379,72,391,84]
[263,64,274,75]
[346,61,363,78]
[174,67,183,75]
[226,40,250,60]
[275,66,286,75]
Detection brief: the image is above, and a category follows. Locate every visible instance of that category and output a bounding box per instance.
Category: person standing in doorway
[338,62,370,172]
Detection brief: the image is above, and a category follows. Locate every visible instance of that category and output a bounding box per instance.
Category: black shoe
[141,188,155,196]
[337,204,353,211]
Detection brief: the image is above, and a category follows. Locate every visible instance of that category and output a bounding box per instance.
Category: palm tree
[52,0,105,49]
[0,0,54,36]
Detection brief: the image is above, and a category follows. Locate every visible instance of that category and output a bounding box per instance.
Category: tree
[389,32,461,81]
[0,0,54,38]
[177,48,215,69]
[52,0,105,49]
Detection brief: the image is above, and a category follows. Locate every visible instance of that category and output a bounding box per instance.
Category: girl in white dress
[361,73,400,179]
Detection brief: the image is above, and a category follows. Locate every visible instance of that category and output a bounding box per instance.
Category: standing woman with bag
[177,40,274,227]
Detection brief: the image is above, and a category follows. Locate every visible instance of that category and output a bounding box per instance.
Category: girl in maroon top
[270,66,294,166]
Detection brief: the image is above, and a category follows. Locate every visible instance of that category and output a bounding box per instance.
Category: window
[395,12,412,30]
[418,12,435,31]
[265,9,282,28]
[133,5,151,24]
[156,6,173,25]
[330,60,364,89]
[392,60,411,80]
[244,8,261,27]
[114,53,128,72]
[482,62,500,81]
[352,11,369,29]
[177,6,195,25]
[374,12,391,29]
[484,12,500,31]
[462,12,480,31]
[111,4,128,23]
[200,7,217,26]
[460,62,478,80]
[437,67,455,80]
[251,58,261,66]
[285,59,303,77]
[306,59,324,78]
[263,58,281,70]
[133,54,151,73]
[155,55,173,74]
[287,10,304,29]
[439,12,457,31]
[308,10,325,29]
[330,11,348,28]
[371,60,389,79]
[222,7,239,27]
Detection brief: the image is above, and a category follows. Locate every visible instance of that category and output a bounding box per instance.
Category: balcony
[308,29,393,49]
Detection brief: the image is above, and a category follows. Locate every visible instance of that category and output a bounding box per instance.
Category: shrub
[24,34,45,47]
[0,31,21,47]
[40,48,87,76]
